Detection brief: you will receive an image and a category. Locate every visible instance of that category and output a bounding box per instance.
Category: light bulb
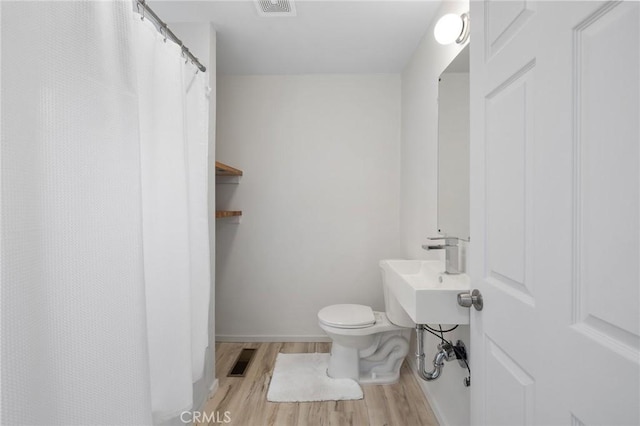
[434,13,465,45]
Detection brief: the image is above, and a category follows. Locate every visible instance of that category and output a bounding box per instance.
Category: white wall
[400,1,471,425]
[168,22,218,411]
[215,74,401,340]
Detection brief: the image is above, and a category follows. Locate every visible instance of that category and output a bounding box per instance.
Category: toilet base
[327,329,411,385]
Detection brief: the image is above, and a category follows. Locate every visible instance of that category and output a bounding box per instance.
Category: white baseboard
[407,356,448,426]
[216,335,331,343]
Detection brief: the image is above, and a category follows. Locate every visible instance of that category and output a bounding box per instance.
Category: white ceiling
[150,0,442,75]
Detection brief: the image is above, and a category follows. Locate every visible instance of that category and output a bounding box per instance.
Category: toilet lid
[318,304,376,328]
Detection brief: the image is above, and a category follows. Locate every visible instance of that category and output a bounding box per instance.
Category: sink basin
[380,259,470,325]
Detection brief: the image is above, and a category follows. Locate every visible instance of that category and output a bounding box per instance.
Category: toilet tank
[381,263,416,328]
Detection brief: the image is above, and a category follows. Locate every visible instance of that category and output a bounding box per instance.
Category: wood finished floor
[197,342,438,426]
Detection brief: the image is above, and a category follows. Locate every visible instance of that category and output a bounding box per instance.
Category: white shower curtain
[135,17,212,422]
[1,1,211,424]
[182,50,212,386]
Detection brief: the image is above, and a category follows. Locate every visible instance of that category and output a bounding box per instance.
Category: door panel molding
[485,0,536,59]
[485,61,535,298]
[485,336,534,426]
[571,0,640,353]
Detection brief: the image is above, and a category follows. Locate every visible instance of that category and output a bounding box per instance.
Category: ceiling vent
[255,0,296,17]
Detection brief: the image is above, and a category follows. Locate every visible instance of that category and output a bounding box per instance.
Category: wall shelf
[215,161,243,177]
[215,210,242,219]
[215,161,242,222]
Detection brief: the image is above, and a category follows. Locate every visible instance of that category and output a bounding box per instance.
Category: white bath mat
[267,353,363,402]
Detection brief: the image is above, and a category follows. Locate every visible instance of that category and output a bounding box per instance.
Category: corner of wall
[207,21,217,387]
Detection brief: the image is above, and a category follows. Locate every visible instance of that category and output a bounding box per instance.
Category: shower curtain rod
[135,0,207,72]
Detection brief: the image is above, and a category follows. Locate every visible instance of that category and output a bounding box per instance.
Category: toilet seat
[318,304,375,329]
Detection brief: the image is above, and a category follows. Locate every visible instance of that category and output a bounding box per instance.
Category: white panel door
[470,1,639,424]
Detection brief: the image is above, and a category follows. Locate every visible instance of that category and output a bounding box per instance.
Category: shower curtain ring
[140,0,146,20]
[182,47,190,64]
[161,24,168,42]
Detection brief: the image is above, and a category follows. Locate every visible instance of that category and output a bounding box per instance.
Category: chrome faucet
[422,236,462,275]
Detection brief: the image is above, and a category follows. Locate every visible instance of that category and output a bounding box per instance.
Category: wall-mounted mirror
[437,45,470,241]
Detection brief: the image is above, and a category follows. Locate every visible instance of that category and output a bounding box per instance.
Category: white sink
[380,259,470,325]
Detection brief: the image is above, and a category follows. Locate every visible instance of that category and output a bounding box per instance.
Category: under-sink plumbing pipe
[416,325,456,381]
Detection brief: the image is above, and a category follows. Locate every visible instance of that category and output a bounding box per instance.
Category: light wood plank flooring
[197,342,438,426]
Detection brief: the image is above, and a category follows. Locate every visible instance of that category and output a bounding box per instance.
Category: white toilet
[317,270,415,385]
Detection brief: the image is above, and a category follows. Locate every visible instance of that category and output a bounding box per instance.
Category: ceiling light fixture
[434,13,470,45]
